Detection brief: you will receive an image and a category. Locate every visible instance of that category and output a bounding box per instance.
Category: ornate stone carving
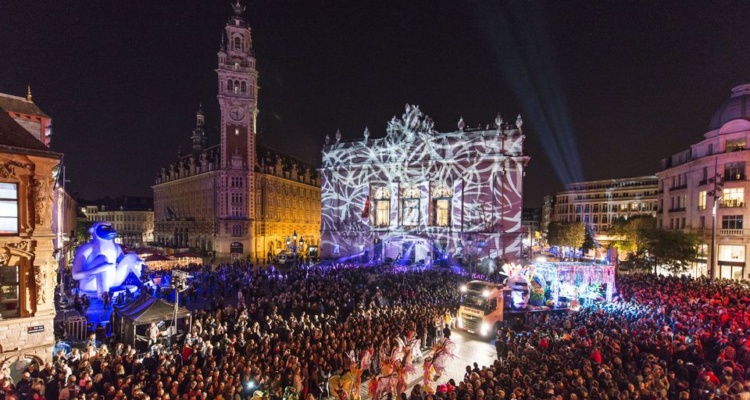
[32,177,54,227]
[0,248,10,267]
[33,264,49,305]
[386,104,435,141]
[7,241,30,253]
[0,161,30,181]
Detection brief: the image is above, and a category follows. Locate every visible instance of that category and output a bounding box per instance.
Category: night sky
[1,1,748,207]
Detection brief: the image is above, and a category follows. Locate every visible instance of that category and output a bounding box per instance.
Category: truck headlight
[482,290,490,297]
[460,285,467,293]
[481,322,490,336]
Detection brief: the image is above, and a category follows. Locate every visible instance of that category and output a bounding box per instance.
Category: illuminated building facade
[552,177,658,227]
[657,84,750,280]
[551,176,658,251]
[319,105,529,264]
[255,151,320,263]
[0,110,61,365]
[153,3,320,261]
[81,197,154,247]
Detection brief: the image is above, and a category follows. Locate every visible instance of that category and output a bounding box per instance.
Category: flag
[361,196,371,220]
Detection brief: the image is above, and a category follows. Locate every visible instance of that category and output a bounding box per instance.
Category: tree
[649,229,701,274]
[548,221,585,258]
[609,216,656,256]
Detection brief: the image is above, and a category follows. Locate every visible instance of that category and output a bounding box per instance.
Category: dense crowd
[7,263,459,400]
[5,263,750,400]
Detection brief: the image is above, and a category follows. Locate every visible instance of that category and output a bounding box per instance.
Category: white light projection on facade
[319,104,530,267]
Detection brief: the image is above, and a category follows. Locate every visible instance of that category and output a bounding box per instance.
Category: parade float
[457,261,616,334]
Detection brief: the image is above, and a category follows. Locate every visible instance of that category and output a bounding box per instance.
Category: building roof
[0,93,49,118]
[709,84,750,130]
[0,110,53,152]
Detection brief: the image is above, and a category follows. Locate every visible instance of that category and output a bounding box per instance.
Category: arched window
[241,81,247,92]
[234,37,241,50]
[401,187,421,226]
[374,187,391,227]
[431,185,453,227]
[234,80,240,93]
[227,79,234,92]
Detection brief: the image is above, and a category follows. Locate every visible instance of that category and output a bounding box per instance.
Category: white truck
[456,280,510,337]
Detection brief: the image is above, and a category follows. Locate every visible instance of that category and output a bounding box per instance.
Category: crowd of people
[5,262,750,400]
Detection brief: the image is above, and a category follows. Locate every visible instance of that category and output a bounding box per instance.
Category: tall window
[698,191,706,210]
[401,187,421,226]
[0,183,18,234]
[431,185,452,227]
[232,224,242,237]
[722,215,743,230]
[722,188,744,208]
[725,162,747,181]
[234,37,241,50]
[374,187,391,227]
[0,265,19,318]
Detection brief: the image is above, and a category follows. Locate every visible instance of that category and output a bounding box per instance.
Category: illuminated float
[72,222,144,298]
[503,262,616,310]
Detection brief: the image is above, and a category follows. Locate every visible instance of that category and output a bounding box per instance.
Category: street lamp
[708,158,723,283]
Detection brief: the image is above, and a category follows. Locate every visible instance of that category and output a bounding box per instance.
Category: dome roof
[709,84,750,130]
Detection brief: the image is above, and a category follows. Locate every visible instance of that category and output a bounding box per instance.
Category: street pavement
[359,328,498,399]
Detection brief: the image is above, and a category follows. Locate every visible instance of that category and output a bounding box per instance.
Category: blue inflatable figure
[72,222,143,298]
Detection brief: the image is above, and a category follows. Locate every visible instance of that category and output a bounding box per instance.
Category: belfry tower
[215,0,258,257]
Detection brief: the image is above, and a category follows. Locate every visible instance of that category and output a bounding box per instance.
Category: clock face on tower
[229,106,245,121]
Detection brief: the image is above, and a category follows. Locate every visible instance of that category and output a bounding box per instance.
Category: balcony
[720,229,745,236]
[720,200,745,208]
[668,207,686,212]
[669,184,688,191]
[698,179,708,186]
[724,173,746,182]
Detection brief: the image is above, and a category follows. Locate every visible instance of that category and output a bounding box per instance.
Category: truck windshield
[461,291,487,309]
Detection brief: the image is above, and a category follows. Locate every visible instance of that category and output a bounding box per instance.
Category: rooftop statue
[72,222,143,298]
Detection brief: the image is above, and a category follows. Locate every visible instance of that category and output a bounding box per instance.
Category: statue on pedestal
[72,222,143,298]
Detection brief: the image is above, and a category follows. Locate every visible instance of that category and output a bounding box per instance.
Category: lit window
[0,183,18,234]
[722,188,744,208]
[374,187,391,227]
[432,185,452,227]
[698,191,707,210]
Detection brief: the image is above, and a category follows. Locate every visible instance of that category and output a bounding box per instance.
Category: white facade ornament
[364,127,370,140]
[516,114,523,129]
[458,117,465,132]
[495,113,503,128]
[335,129,342,143]
[325,134,330,145]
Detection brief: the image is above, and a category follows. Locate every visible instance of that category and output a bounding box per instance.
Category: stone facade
[657,84,750,279]
[153,4,320,261]
[320,106,529,265]
[0,114,62,367]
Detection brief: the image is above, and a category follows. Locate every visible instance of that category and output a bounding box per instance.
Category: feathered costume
[423,337,456,394]
[368,332,420,399]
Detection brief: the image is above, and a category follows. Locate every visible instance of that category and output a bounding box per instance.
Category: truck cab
[456,280,510,337]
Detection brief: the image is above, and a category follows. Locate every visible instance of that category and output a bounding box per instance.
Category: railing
[720,201,745,208]
[670,184,688,191]
[720,229,745,236]
[724,174,746,182]
[668,207,686,212]
[698,179,708,186]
